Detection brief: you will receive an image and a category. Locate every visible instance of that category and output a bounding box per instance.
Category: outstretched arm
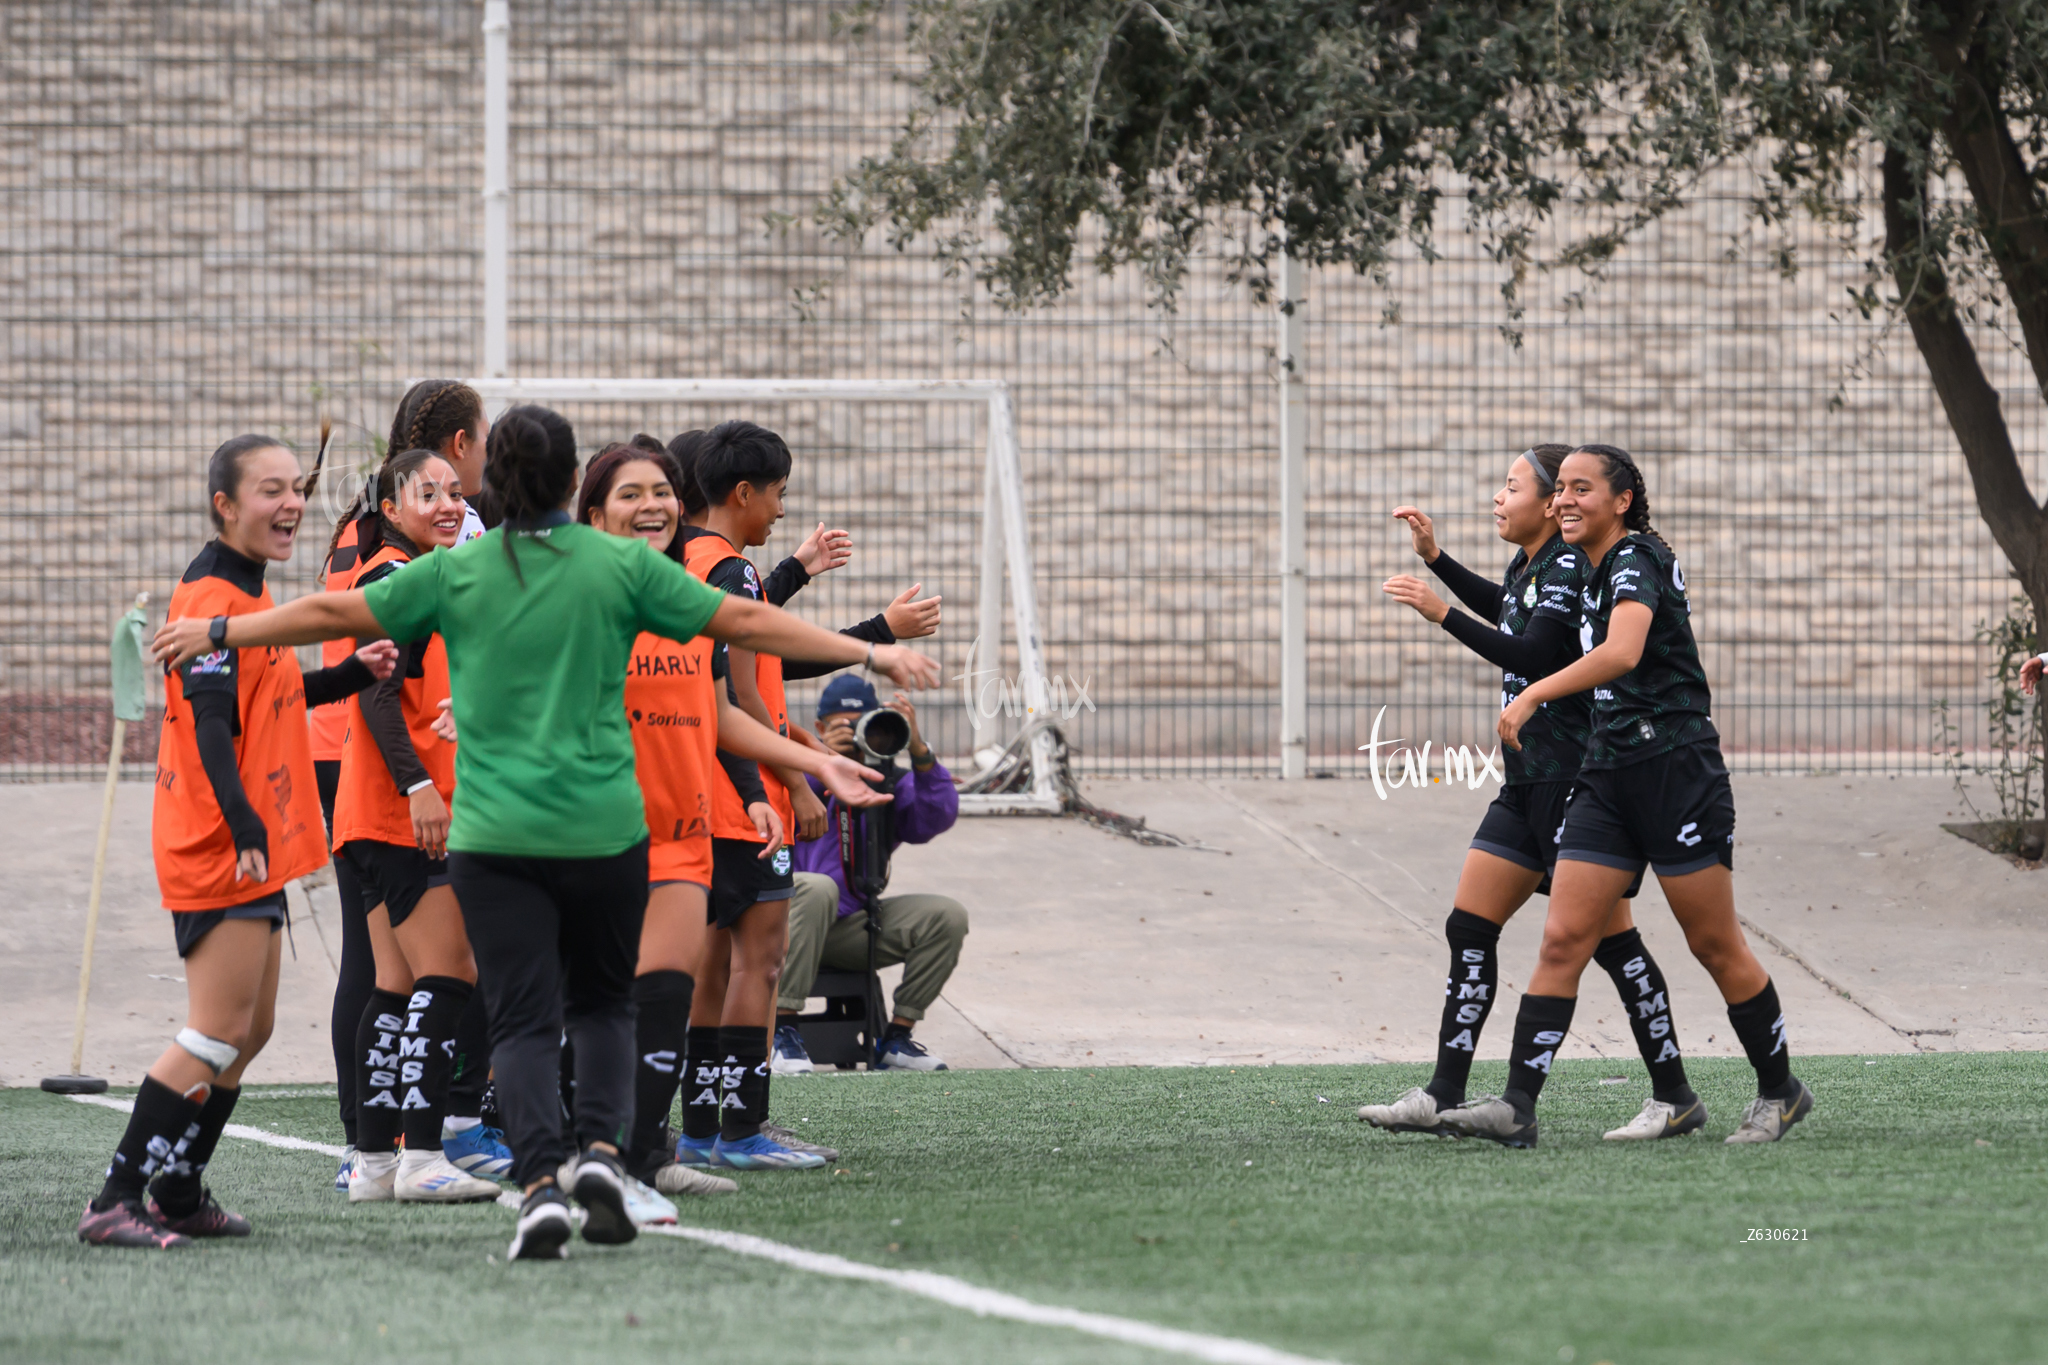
[705,595,939,690]
[714,688,889,809]
[155,590,386,667]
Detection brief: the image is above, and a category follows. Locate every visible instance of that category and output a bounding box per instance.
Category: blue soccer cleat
[674,1132,725,1168]
[441,1123,514,1179]
[713,1131,826,1170]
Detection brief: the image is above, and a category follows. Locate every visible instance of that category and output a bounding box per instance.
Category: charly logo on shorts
[772,846,791,875]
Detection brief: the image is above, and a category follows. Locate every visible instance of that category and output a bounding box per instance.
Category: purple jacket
[793,760,960,918]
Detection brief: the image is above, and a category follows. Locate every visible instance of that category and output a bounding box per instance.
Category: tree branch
[1884,142,2048,589]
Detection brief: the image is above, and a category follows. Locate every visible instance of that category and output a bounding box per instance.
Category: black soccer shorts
[1556,740,1736,878]
[343,838,451,929]
[1471,780,1643,897]
[708,836,795,929]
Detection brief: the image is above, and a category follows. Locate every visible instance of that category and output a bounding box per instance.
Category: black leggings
[448,838,649,1187]
[317,759,374,1147]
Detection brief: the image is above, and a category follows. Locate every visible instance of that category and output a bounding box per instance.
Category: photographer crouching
[772,676,968,1073]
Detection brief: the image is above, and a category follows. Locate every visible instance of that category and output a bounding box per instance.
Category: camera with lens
[837,706,904,902]
[851,705,911,767]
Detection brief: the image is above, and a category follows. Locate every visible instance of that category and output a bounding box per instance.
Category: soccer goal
[442,377,1061,817]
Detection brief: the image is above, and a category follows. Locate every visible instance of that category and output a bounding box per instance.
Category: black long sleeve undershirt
[781,614,896,681]
[1439,608,1579,678]
[189,691,269,858]
[302,656,376,709]
[717,748,769,808]
[362,639,433,796]
[1424,549,1503,621]
[762,556,809,607]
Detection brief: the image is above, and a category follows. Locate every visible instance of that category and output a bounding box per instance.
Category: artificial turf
[2,1052,2043,1365]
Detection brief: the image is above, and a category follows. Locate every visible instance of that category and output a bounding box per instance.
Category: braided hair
[326,380,485,560]
[1571,443,1671,553]
[486,404,579,584]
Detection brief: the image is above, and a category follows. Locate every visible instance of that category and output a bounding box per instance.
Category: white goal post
[439,377,1061,817]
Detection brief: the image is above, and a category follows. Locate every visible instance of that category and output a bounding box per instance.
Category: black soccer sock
[1726,978,1796,1097]
[1425,910,1503,1108]
[628,971,694,1167]
[716,1026,771,1143]
[399,976,473,1153]
[680,1025,724,1141]
[445,988,492,1120]
[1502,994,1577,1120]
[149,1084,240,1216]
[94,1074,205,1211]
[1594,929,1693,1102]
[354,988,410,1154]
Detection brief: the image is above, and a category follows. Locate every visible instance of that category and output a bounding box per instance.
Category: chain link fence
[3,0,2033,780]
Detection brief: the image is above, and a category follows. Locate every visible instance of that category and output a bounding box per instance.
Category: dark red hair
[576,437,688,564]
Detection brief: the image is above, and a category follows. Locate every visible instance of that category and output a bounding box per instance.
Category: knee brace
[175,1027,239,1076]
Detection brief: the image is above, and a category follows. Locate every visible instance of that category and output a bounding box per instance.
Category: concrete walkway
[2,774,2038,1089]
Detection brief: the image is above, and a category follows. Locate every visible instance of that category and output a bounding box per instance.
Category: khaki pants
[775,872,968,1022]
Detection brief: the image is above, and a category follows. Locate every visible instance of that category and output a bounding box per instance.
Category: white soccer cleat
[653,1161,738,1197]
[1357,1086,1451,1134]
[1603,1095,1709,1141]
[1725,1080,1814,1144]
[623,1176,678,1226]
[348,1151,398,1203]
[395,1152,502,1203]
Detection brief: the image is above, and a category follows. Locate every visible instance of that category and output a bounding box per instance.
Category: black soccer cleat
[508,1185,573,1261]
[570,1148,638,1245]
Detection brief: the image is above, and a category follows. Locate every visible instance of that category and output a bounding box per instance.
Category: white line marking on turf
[66,1094,1342,1365]
[67,1093,347,1158]
[643,1223,1345,1365]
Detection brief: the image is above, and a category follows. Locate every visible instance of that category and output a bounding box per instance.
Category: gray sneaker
[1357,1086,1452,1134]
[761,1123,840,1163]
[1725,1080,1814,1144]
[1438,1095,1538,1149]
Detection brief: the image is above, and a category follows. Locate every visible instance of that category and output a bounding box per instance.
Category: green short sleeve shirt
[362,522,727,857]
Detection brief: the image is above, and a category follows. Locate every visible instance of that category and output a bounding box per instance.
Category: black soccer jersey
[1578,533,1718,769]
[1495,536,1594,783]
[1429,534,1593,785]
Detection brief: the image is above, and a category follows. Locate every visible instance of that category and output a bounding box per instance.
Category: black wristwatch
[208,615,230,651]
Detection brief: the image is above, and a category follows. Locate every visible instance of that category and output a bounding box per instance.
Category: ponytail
[485,404,579,584]
[1572,443,1671,552]
[666,429,709,517]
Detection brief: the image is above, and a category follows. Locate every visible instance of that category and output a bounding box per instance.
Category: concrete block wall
[1,0,2035,775]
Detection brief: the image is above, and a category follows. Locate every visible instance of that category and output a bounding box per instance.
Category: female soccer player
[154,405,940,1261]
[576,442,889,1192]
[312,379,502,1187]
[1450,443,1812,1147]
[1361,446,1703,1145]
[329,450,499,1204]
[80,435,397,1249]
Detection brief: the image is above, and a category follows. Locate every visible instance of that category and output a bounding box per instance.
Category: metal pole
[1277,251,1308,779]
[989,390,1060,804]
[975,430,1005,741]
[481,0,510,378]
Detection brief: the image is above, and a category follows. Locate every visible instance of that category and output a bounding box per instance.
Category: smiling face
[1551,450,1633,548]
[587,458,680,554]
[1493,454,1559,545]
[382,456,466,550]
[215,445,306,562]
[735,476,788,548]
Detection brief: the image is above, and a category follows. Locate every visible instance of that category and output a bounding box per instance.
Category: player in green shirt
[155,404,940,1260]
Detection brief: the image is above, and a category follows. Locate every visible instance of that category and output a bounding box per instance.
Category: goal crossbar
[440,377,1061,817]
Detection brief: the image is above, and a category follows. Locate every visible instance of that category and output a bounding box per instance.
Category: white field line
[67,1092,347,1157]
[66,1093,1345,1365]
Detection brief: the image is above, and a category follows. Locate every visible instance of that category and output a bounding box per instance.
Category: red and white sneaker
[77,1198,192,1249]
[148,1188,252,1238]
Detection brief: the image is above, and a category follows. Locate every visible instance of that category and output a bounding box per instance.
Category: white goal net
[449,377,1060,816]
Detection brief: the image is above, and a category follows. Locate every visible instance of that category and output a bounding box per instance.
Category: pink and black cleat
[149,1189,251,1238]
[77,1198,192,1249]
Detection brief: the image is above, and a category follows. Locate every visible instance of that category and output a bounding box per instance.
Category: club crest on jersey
[1523,582,1537,608]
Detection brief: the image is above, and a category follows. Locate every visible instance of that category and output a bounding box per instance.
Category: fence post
[481,1,510,378]
[1277,251,1308,779]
